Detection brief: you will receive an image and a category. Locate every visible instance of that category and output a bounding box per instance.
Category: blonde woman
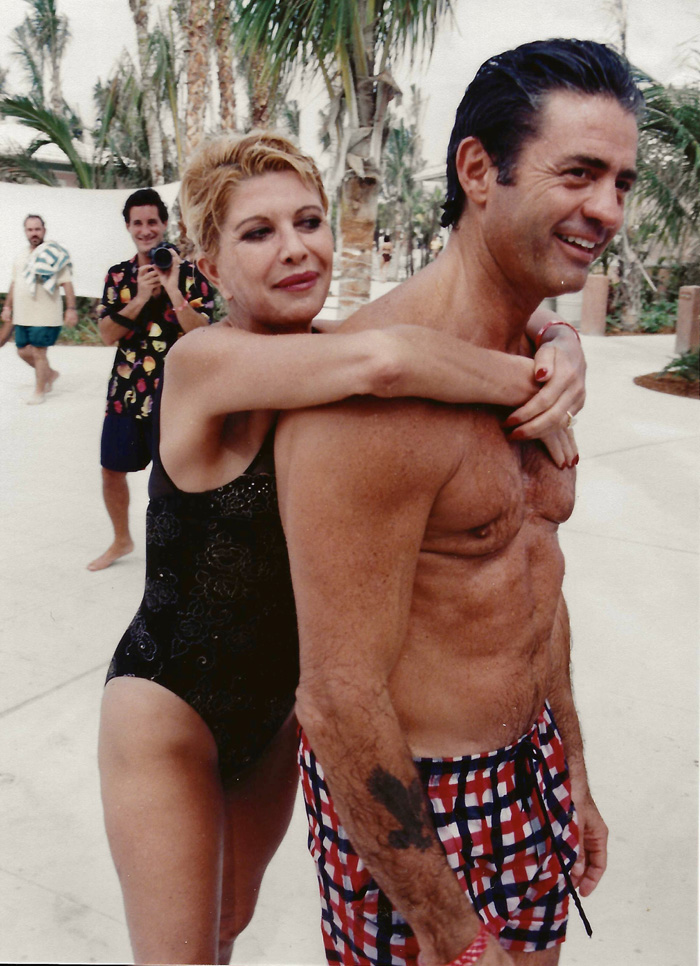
[98,132,585,965]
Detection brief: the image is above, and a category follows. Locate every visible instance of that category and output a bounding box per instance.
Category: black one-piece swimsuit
[106,415,299,783]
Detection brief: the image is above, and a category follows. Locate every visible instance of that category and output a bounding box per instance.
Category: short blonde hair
[180,131,329,260]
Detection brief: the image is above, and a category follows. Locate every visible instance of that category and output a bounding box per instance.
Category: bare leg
[99,677,226,965]
[17,344,37,371]
[32,347,51,396]
[511,945,562,965]
[87,468,134,570]
[45,366,60,391]
[217,712,300,963]
[17,345,44,404]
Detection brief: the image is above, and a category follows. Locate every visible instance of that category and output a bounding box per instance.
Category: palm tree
[236,0,452,317]
[184,0,212,162]
[128,0,165,184]
[92,56,155,187]
[213,0,237,133]
[382,91,426,278]
[0,94,94,187]
[11,0,70,114]
[150,11,186,175]
[636,70,700,255]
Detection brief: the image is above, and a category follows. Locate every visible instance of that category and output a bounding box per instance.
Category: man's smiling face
[126,205,168,260]
[482,90,639,300]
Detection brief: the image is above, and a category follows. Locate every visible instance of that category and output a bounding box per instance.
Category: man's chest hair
[423,410,575,557]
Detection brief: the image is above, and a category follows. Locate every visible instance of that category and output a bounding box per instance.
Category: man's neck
[437,226,542,353]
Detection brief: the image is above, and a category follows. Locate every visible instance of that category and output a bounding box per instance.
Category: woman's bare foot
[87,540,135,571]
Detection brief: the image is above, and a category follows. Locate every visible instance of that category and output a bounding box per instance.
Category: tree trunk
[49,55,63,115]
[184,0,212,162]
[248,50,275,129]
[619,227,642,330]
[337,172,380,319]
[213,0,236,133]
[128,0,165,185]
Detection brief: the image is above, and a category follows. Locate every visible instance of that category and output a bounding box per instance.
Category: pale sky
[0,0,698,169]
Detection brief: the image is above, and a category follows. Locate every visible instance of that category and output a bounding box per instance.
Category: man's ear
[455,137,495,207]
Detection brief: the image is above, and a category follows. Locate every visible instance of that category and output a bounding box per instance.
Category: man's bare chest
[423,410,576,558]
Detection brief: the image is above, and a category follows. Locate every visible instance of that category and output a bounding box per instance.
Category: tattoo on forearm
[367,767,433,851]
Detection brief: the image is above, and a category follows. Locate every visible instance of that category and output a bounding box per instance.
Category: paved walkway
[0,326,697,965]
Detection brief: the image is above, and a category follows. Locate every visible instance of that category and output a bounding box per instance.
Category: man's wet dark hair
[122,188,169,224]
[442,38,644,228]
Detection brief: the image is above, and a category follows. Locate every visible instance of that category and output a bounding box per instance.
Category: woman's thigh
[218,712,300,953]
[99,676,227,965]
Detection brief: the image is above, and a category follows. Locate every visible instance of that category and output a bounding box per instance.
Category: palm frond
[0,148,58,185]
[0,94,93,187]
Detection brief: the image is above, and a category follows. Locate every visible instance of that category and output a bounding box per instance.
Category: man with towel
[0,214,77,404]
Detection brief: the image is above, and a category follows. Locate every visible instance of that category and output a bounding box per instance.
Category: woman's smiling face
[200,170,334,334]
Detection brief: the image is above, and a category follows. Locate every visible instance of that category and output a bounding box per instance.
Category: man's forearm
[547,595,588,784]
[298,678,481,964]
[61,281,77,310]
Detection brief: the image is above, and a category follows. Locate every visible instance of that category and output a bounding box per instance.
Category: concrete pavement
[0,327,697,965]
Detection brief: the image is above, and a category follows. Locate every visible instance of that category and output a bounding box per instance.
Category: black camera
[149,242,178,270]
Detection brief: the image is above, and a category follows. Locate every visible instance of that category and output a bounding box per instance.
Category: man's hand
[1,304,12,324]
[64,308,79,328]
[154,251,183,304]
[136,263,165,302]
[570,785,608,897]
[420,935,513,966]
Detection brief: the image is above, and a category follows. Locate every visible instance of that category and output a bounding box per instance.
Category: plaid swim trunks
[298,703,583,964]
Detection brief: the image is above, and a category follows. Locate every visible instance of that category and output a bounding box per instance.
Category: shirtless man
[276,40,642,966]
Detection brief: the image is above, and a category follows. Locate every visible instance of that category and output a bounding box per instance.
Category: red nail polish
[536,368,548,379]
[573,454,580,466]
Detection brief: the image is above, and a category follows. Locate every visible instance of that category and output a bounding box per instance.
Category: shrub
[663,349,700,382]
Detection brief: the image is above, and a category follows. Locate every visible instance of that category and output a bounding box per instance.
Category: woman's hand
[503,325,586,468]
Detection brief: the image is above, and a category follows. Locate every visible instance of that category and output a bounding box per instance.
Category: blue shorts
[100,413,154,473]
[15,325,61,348]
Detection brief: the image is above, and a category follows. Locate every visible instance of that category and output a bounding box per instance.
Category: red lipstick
[275,271,319,291]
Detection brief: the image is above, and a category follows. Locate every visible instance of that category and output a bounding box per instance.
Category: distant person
[379,234,394,280]
[0,215,77,404]
[87,188,214,572]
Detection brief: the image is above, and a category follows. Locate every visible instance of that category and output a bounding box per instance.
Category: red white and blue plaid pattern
[298,703,580,964]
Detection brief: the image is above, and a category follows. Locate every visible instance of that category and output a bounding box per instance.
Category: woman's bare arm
[164,322,540,419]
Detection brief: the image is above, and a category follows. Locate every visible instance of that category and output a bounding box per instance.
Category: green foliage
[92,58,156,187]
[11,0,71,113]
[235,0,452,74]
[663,349,700,382]
[57,297,102,344]
[606,289,678,333]
[637,299,677,333]
[0,94,94,186]
[0,147,59,184]
[636,64,700,248]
